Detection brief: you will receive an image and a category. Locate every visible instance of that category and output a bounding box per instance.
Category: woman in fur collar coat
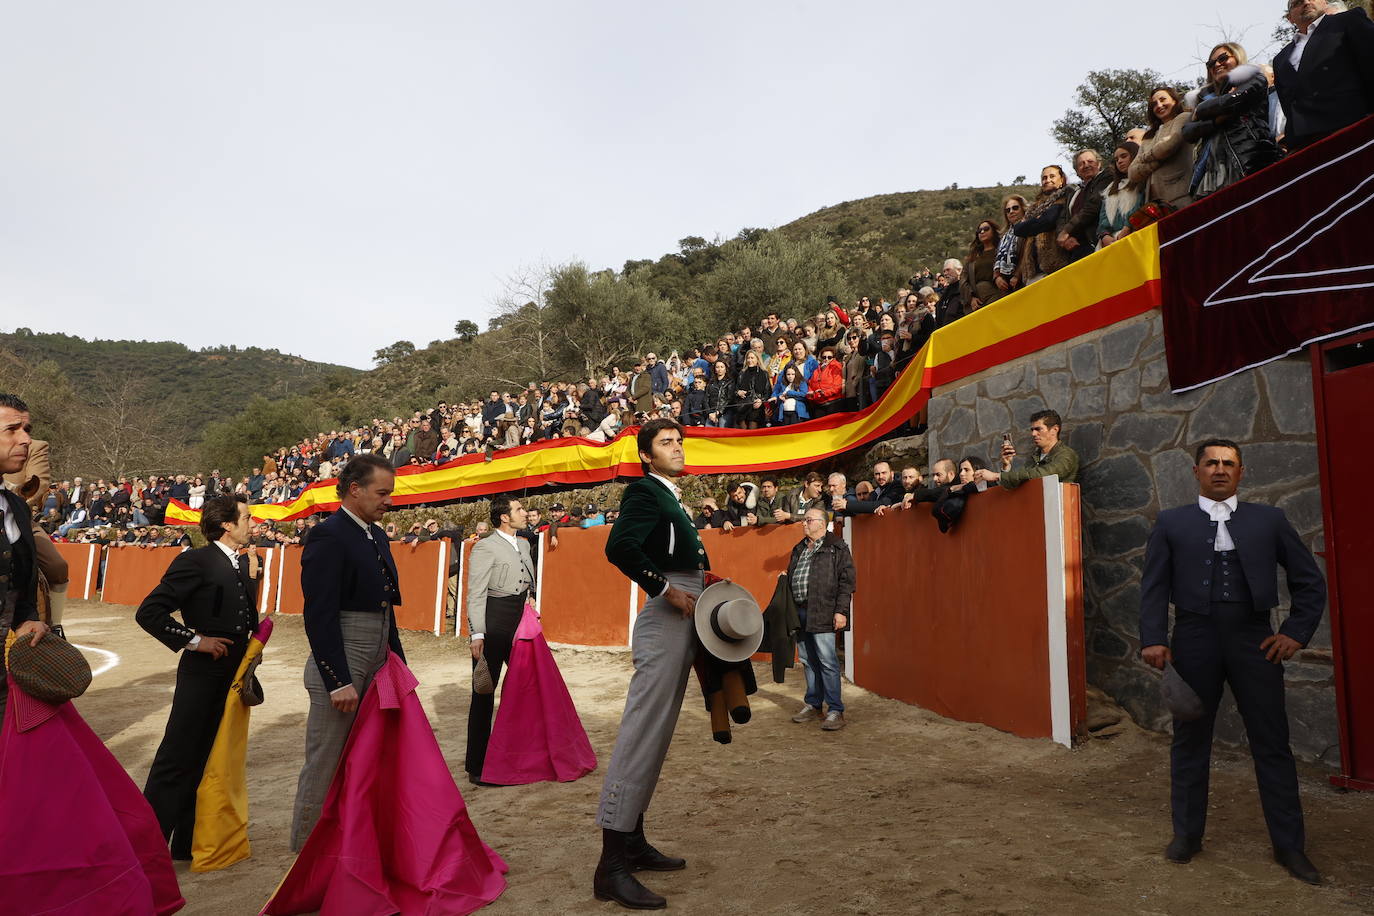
[1183,43,1279,198]
[1129,87,1194,209]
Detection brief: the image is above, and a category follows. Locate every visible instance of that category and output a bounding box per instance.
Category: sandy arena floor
[59,600,1374,915]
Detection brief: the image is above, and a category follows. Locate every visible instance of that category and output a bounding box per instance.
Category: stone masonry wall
[921,310,1337,763]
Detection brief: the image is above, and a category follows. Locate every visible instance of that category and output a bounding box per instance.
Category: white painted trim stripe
[82,545,98,599]
[1160,136,1374,248]
[432,540,448,636]
[73,643,120,678]
[1041,477,1071,749]
[274,545,287,614]
[1170,319,1374,393]
[258,549,275,615]
[840,519,854,684]
[535,532,545,617]
[627,580,638,649]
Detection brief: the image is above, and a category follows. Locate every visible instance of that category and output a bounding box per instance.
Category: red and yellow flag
[168,226,1161,525]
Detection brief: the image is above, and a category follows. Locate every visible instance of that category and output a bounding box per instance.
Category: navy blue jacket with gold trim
[606,476,710,595]
[301,509,406,691]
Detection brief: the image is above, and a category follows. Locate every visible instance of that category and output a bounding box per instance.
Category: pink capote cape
[261,652,507,916]
[482,603,597,785]
[0,677,185,916]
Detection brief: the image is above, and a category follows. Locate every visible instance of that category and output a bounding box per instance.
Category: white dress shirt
[1289,14,1326,70]
[1198,494,1239,551]
[0,492,20,544]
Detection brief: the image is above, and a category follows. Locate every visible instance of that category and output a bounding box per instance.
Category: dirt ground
[62,599,1374,915]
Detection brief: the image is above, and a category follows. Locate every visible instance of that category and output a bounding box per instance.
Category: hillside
[0,330,359,480]
[321,182,1037,425]
[777,184,1037,296]
[3,183,1031,480]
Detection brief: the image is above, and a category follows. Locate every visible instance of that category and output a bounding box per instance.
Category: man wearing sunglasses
[1274,0,1374,151]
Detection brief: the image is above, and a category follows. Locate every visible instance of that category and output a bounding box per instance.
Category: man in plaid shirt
[787,507,855,731]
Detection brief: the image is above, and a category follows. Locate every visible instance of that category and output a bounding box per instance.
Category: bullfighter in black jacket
[136,493,261,859]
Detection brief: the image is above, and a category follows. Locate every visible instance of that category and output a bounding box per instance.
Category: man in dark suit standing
[136,493,260,859]
[0,393,51,722]
[290,453,406,850]
[1139,438,1326,884]
[1275,0,1374,150]
[593,418,705,910]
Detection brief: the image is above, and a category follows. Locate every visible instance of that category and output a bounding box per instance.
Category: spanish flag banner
[167,226,1161,526]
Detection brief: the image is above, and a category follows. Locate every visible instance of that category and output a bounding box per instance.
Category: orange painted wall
[273,541,444,633]
[101,546,184,607]
[538,526,630,646]
[390,539,446,633]
[277,546,304,615]
[54,542,101,599]
[850,478,1083,741]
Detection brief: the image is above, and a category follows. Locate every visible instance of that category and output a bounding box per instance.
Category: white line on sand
[72,643,121,677]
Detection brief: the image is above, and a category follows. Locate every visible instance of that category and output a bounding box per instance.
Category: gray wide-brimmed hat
[1162,662,1205,722]
[694,580,764,663]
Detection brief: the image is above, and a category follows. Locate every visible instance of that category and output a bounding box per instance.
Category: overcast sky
[2,1,1285,369]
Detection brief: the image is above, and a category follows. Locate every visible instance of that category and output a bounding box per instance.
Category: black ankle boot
[626,814,686,872]
[594,828,666,910]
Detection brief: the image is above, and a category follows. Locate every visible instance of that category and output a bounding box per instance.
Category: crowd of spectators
[24,5,1371,539]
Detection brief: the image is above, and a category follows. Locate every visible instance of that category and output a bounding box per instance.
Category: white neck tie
[1208,502,1235,552]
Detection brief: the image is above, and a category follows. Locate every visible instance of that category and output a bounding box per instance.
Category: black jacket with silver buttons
[135,544,260,652]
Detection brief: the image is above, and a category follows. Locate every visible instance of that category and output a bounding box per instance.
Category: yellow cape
[191,632,266,872]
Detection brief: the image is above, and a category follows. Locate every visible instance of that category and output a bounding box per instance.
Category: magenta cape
[262,653,507,916]
[0,678,185,916]
[482,604,597,786]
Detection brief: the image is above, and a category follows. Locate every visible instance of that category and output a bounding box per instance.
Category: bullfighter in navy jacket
[1139,438,1326,884]
[289,454,406,850]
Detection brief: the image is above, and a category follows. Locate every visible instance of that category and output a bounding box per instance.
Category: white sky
[1,1,1285,369]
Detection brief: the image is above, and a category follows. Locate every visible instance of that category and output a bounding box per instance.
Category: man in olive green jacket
[976,408,1080,488]
[593,418,708,911]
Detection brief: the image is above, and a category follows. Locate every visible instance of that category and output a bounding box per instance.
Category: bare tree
[487,262,561,382]
[75,369,187,479]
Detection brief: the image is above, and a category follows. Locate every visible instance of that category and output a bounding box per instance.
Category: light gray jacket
[465,532,535,635]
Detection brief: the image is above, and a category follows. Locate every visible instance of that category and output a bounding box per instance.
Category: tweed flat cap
[8,632,92,704]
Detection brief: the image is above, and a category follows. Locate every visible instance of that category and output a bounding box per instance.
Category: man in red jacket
[807,346,845,418]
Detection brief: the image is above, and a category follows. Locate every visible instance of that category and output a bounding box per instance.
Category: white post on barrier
[258,549,275,615]
[627,580,638,649]
[535,531,545,617]
[840,520,855,683]
[432,539,448,636]
[82,545,99,600]
[274,544,287,614]
[1041,476,1072,749]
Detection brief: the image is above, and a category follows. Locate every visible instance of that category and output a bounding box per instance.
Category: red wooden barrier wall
[272,540,448,634]
[100,546,184,607]
[539,526,631,647]
[849,478,1084,745]
[53,542,101,600]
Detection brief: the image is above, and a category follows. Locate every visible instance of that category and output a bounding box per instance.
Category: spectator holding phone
[975,409,1080,487]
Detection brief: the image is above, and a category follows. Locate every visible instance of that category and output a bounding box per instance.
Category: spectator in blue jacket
[770,363,810,426]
